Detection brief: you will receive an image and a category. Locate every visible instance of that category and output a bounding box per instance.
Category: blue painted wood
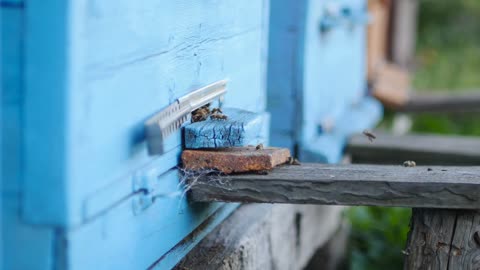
[267,0,381,163]
[67,168,239,270]
[300,97,383,163]
[2,4,57,270]
[267,0,307,151]
[24,0,268,227]
[5,0,269,269]
[184,108,264,149]
[302,0,369,144]
[1,6,22,193]
[1,7,3,269]
[23,1,70,225]
[2,195,55,270]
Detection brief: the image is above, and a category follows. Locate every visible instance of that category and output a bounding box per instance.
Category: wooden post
[404,209,480,270]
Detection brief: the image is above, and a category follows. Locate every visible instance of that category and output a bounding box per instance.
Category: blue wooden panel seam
[0,1,23,8]
[267,0,308,152]
[23,1,69,225]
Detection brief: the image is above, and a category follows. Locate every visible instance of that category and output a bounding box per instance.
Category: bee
[211,108,223,114]
[403,160,416,167]
[363,130,376,142]
[255,143,264,150]
[191,104,211,123]
[200,103,211,112]
[191,109,209,123]
[210,113,228,120]
[287,157,301,165]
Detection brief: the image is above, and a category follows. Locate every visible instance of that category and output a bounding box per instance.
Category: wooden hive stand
[184,132,480,269]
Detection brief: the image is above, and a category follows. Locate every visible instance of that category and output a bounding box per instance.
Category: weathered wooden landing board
[188,163,480,209]
[347,132,480,165]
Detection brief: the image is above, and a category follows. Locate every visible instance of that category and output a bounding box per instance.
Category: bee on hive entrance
[362,129,376,142]
[210,113,228,120]
[403,160,416,167]
[191,104,211,123]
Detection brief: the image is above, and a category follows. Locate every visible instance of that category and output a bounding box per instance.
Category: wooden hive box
[1,1,269,269]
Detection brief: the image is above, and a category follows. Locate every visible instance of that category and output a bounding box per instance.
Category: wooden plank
[182,147,291,174]
[400,91,480,112]
[175,204,344,270]
[404,209,480,270]
[347,132,480,165]
[188,163,480,209]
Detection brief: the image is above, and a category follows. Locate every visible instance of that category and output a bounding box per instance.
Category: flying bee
[211,108,223,114]
[255,143,264,150]
[287,157,301,165]
[362,129,376,142]
[403,160,416,167]
[210,113,228,120]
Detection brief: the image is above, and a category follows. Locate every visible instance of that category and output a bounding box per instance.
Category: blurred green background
[346,1,480,269]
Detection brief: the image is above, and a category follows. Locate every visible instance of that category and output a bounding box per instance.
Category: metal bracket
[145,80,227,155]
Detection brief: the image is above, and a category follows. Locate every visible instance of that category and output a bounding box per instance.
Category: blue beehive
[2,1,269,269]
[268,0,382,163]
[2,0,382,269]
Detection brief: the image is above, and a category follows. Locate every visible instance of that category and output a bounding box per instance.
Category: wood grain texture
[448,211,480,270]
[184,108,264,149]
[347,132,480,165]
[175,204,344,270]
[404,209,456,270]
[404,209,480,270]
[188,163,480,209]
[182,147,290,173]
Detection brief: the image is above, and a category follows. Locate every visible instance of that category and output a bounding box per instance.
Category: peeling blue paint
[184,108,264,149]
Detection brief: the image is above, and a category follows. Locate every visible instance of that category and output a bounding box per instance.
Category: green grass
[346,1,480,269]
